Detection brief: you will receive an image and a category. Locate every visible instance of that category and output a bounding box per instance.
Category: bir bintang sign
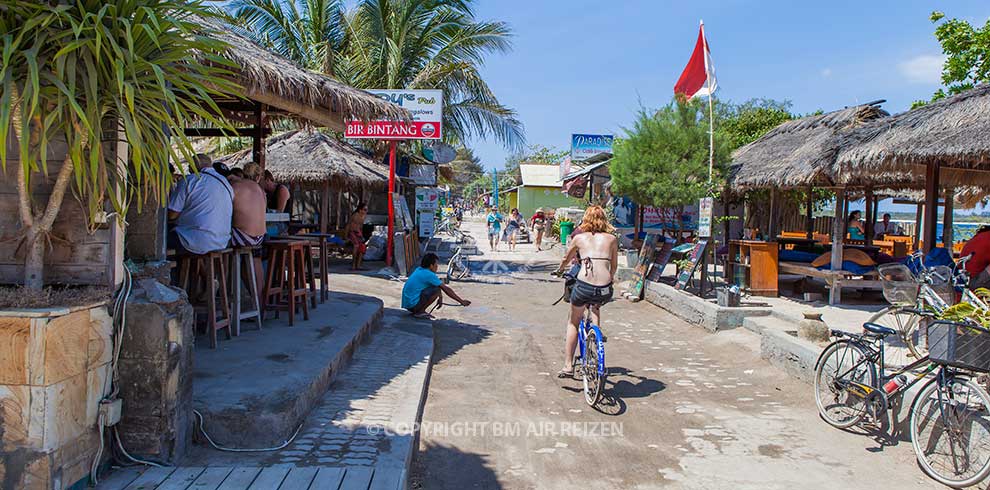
[346,89,443,140]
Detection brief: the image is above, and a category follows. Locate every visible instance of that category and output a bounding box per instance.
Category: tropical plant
[228,0,345,76]
[913,11,990,107]
[232,0,525,151]
[610,98,731,210]
[0,0,236,289]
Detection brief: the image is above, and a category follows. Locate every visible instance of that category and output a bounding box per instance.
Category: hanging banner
[346,89,443,140]
[415,187,440,213]
[418,211,435,238]
[698,197,713,238]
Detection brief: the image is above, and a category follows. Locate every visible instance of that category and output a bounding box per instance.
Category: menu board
[624,233,660,300]
[675,239,709,291]
[646,238,675,283]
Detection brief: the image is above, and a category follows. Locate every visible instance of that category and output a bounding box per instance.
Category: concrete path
[410,217,944,489]
[94,465,400,489]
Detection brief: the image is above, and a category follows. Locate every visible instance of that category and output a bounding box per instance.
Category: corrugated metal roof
[519,164,562,187]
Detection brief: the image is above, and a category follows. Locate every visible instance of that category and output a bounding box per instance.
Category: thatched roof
[195,16,407,128]
[729,103,888,188]
[217,130,387,189]
[835,84,990,189]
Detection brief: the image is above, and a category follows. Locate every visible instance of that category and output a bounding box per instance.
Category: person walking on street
[504,208,522,252]
[486,207,503,251]
[402,253,471,318]
[554,205,618,378]
[531,209,547,251]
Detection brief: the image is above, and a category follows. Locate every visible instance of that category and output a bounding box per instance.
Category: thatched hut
[218,130,387,231]
[194,16,406,129]
[729,102,888,189]
[836,84,990,251]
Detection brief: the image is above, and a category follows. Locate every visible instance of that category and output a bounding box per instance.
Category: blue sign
[571,134,614,162]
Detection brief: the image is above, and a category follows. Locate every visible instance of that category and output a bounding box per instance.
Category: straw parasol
[728,103,888,189]
[835,84,990,188]
[217,130,387,190]
[194,16,408,127]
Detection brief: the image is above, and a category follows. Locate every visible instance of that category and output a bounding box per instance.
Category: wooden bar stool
[178,249,232,348]
[263,240,310,326]
[229,246,263,335]
[299,240,318,309]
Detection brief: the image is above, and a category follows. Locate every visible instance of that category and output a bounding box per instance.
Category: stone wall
[0,304,113,489]
[116,276,194,463]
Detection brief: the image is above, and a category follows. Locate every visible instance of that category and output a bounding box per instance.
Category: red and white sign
[346,89,443,140]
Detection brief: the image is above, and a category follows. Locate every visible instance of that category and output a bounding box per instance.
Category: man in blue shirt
[402,253,471,316]
[486,207,503,252]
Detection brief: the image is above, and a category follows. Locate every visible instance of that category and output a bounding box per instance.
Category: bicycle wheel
[911,375,990,488]
[814,340,877,429]
[582,328,605,406]
[867,306,927,368]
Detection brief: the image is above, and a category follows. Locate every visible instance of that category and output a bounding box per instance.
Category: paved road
[410,217,943,490]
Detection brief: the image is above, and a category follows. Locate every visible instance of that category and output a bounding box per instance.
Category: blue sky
[466,1,990,213]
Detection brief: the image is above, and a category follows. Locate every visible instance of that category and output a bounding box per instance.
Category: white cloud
[821,68,832,78]
[898,54,947,84]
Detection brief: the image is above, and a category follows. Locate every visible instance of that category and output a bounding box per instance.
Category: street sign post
[346,89,443,266]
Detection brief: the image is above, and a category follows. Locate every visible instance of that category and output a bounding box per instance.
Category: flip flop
[556,368,574,379]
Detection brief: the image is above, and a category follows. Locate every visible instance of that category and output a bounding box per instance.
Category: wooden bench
[778,261,882,303]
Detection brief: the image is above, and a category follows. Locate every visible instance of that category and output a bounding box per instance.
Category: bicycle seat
[862,322,897,337]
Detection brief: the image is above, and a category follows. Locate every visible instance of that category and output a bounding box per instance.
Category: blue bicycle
[553,271,607,406]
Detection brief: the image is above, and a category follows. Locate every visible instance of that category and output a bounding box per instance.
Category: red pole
[386,140,397,266]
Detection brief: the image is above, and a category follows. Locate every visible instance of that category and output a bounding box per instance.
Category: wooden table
[299,232,335,302]
[775,236,819,252]
[277,233,333,303]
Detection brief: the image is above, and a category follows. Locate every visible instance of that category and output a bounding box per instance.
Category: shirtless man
[238,164,269,299]
[230,164,267,248]
[554,205,618,378]
[348,203,369,270]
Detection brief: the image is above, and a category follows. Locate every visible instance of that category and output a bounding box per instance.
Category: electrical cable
[192,410,303,452]
[113,428,167,468]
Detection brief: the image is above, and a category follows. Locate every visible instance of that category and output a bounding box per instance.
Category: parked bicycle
[869,252,988,368]
[815,317,990,488]
[445,245,471,282]
[551,270,607,406]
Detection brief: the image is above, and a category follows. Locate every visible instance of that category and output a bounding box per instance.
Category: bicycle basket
[927,321,990,373]
[929,265,956,305]
[878,263,919,306]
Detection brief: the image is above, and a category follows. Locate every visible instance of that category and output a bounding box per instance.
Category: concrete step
[190,294,384,447]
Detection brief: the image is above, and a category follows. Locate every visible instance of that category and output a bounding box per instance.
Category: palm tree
[229,0,345,76]
[231,0,525,151]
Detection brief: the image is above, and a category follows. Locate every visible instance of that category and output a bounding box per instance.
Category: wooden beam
[320,181,330,234]
[830,188,846,305]
[184,128,270,138]
[923,162,940,253]
[767,188,778,240]
[909,202,925,252]
[243,88,347,132]
[864,187,874,246]
[805,185,814,239]
[943,187,954,252]
[253,103,267,170]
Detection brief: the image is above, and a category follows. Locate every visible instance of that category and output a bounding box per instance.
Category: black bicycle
[815,318,990,487]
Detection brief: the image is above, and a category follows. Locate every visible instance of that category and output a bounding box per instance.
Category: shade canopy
[195,16,407,129]
[218,130,387,190]
[728,103,888,189]
[835,84,990,189]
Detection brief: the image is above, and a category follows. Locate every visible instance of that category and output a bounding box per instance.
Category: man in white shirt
[874,213,902,239]
[167,154,234,255]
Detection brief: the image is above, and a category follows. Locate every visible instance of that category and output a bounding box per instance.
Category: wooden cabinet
[728,240,778,297]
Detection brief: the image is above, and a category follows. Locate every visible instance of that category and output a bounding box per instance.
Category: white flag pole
[701,20,714,186]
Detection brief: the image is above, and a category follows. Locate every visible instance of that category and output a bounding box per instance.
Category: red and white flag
[674,21,717,100]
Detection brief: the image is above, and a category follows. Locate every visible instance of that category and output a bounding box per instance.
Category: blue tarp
[816,261,876,275]
[779,250,819,263]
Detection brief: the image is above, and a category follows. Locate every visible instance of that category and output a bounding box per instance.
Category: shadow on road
[560,366,666,416]
[410,442,502,490]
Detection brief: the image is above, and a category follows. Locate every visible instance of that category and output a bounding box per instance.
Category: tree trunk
[19,156,75,290]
